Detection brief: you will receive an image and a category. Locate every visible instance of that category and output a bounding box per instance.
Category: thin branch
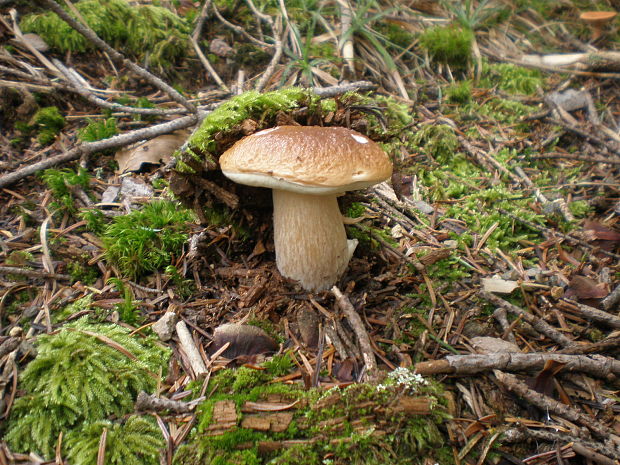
[414,352,620,379]
[53,59,186,116]
[331,286,378,380]
[255,16,284,92]
[0,115,198,189]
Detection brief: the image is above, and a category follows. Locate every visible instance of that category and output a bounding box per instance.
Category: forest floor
[1,1,620,464]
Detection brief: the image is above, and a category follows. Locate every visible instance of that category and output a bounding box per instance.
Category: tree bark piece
[175,320,208,377]
[135,391,194,414]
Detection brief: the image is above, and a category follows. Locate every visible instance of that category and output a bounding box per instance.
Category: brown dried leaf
[210,323,278,359]
[115,131,188,173]
[567,275,609,300]
[583,220,620,242]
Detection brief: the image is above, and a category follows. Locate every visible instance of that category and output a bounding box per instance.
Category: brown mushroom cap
[219,126,393,194]
[579,11,617,26]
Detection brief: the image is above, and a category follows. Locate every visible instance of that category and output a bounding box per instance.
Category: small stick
[414,352,620,379]
[602,283,620,311]
[190,37,229,92]
[494,370,620,443]
[255,17,284,92]
[0,114,198,189]
[331,286,378,380]
[479,291,575,348]
[175,320,207,377]
[53,59,185,116]
[0,266,71,281]
[571,442,618,465]
[557,299,620,329]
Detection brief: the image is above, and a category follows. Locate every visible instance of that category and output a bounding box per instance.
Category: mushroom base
[272,190,357,292]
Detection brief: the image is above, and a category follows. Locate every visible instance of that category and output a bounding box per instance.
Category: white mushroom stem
[272,189,357,292]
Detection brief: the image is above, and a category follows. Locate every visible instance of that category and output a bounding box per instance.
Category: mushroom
[579,11,617,41]
[219,126,392,292]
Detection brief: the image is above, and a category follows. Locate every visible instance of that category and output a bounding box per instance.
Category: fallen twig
[0,115,198,189]
[175,320,208,378]
[479,291,575,348]
[331,286,378,381]
[0,265,71,281]
[494,370,620,444]
[414,352,620,379]
[556,299,620,329]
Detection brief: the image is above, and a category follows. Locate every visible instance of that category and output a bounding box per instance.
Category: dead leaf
[583,220,620,242]
[567,275,609,300]
[21,33,49,52]
[481,277,519,294]
[210,323,278,359]
[115,131,188,173]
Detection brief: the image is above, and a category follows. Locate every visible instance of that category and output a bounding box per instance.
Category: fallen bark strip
[479,291,575,348]
[0,337,20,359]
[135,391,194,414]
[414,353,620,379]
[0,115,198,189]
[494,370,620,443]
[175,320,208,377]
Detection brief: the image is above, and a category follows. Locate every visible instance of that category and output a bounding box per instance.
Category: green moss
[6,316,169,459]
[78,118,118,145]
[412,124,459,163]
[64,416,163,465]
[419,26,473,68]
[345,202,366,219]
[180,88,310,170]
[480,62,543,95]
[28,106,66,145]
[102,199,195,279]
[20,0,190,71]
[40,168,91,215]
[446,80,472,104]
[177,362,449,465]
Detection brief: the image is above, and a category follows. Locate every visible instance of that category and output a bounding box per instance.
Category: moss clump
[481,63,543,95]
[40,167,91,215]
[175,362,449,465]
[412,123,459,163]
[446,80,472,103]
[5,316,169,460]
[78,117,118,144]
[20,0,189,71]
[22,106,66,145]
[177,88,311,173]
[64,416,163,465]
[102,199,195,279]
[419,26,473,68]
